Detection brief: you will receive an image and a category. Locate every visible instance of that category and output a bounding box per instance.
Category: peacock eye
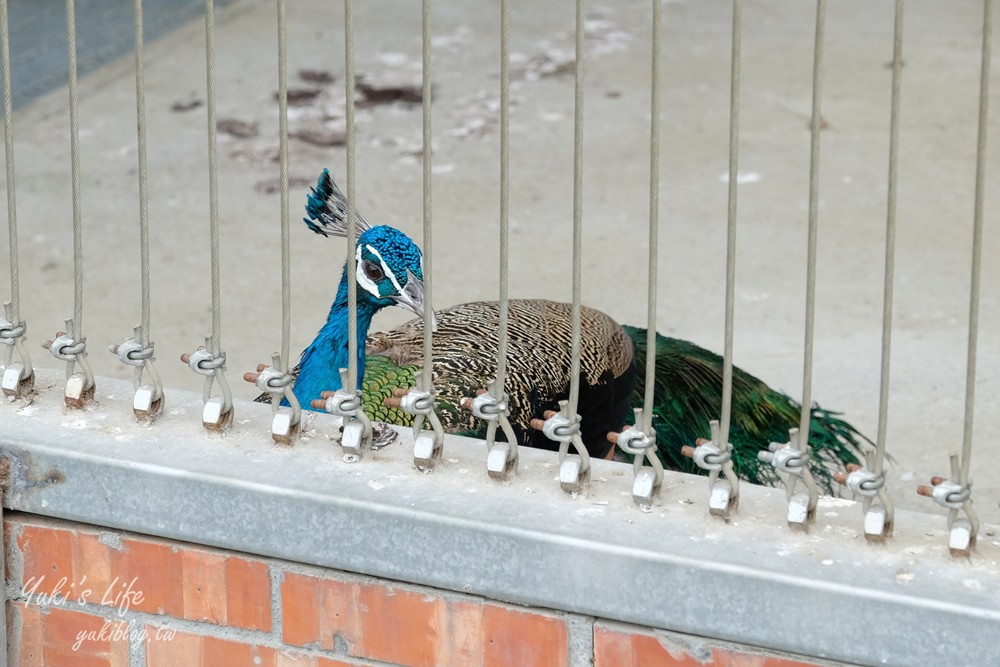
[363,260,384,281]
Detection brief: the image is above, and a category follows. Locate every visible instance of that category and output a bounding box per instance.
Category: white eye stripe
[363,243,404,293]
[355,246,381,298]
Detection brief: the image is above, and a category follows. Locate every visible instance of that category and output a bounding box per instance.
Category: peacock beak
[391,270,438,330]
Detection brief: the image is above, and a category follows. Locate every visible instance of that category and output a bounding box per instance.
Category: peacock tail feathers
[623,325,867,494]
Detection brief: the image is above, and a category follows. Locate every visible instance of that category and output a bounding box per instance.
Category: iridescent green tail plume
[623,326,867,493]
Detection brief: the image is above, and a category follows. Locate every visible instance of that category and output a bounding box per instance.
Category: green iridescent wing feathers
[623,325,867,492]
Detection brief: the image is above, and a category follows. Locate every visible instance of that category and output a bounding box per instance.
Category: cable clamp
[917,453,979,556]
[319,368,373,461]
[110,337,154,368]
[0,316,25,343]
[0,303,34,398]
[461,380,519,480]
[759,428,819,529]
[184,347,227,376]
[609,408,665,506]
[533,400,590,493]
[182,336,233,430]
[682,419,740,517]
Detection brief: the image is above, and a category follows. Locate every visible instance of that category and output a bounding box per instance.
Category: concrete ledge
[1,371,999,667]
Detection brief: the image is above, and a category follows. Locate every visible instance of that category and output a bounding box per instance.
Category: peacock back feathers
[363,299,636,454]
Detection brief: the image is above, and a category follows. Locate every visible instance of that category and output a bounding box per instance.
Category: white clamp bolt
[835,462,894,543]
[532,400,591,494]
[681,420,740,518]
[181,337,233,431]
[759,428,819,529]
[917,453,979,557]
[316,368,373,461]
[609,409,664,507]
[462,382,520,481]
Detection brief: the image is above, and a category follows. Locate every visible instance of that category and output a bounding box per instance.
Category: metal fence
[0,0,995,575]
[1,1,999,664]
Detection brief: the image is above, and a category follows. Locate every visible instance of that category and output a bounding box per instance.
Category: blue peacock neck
[292,265,378,408]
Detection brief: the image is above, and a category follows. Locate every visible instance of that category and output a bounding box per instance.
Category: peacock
[265,169,868,492]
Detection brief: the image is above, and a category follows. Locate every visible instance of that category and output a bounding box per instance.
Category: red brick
[223,555,272,630]
[12,603,129,667]
[181,550,227,624]
[357,584,440,666]
[145,628,356,667]
[482,605,568,667]
[283,572,441,665]
[281,571,567,667]
[594,624,829,667]
[12,517,270,630]
[279,570,324,648]
[110,539,184,616]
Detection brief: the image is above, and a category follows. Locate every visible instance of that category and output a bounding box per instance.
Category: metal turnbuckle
[759,427,819,530]
[43,318,95,409]
[461,381,519,480]
[110,325,164,421]
[181,335,233,431]
[244,352,301,445]
[314,368,372,462]
[608,407,664,507]
[385,372,444,470]
[834,458,893,543]
[681,419,740,518]
[0,302,34,398]
[531,399,590,494]
[917,453,979,557]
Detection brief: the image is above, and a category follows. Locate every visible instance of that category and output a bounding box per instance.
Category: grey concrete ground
[7,0,237,109]
[1,0,999,525]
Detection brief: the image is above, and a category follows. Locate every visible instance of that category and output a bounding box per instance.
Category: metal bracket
[389,373,445,470]
[110,325,164,421]
[834,457,894,543]
[0,302,34,399]
[244,352,301,445]
[461,380,519,480]
[682,419,740,518]
[182,335,233,431]
[917,453,979,557]
[319,368,373,462]
[609,407,664,507]
[533,399,590,494]
[43,318,95,409]
[758,427,819,530]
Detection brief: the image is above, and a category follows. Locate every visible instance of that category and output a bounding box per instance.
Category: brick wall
[4,513,840,666]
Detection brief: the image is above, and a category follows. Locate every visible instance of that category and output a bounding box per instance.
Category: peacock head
[353,225,426,317]
[304,168,427,319]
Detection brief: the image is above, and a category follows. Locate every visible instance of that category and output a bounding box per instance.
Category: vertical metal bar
[718,0,742,447]
[276,0,291,370]
[133,0,151,345]
[1,0,18,322]
[960,0,992,486]
[421,0,432,391]
[642,0,661,430]
[496,0,510,394]
[66,0,84,340]
[568,0,585,415]
[204,0,222,358]
[798,0,826,443]
[344,0,358,392]
[873,0,904,475]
